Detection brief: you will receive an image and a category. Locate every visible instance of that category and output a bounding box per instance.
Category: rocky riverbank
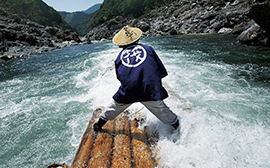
[1,0,268,60]
[85,0,269,46]
[0,7,91,60]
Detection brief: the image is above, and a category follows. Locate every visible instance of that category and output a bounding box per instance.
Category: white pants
[100,100,178,125]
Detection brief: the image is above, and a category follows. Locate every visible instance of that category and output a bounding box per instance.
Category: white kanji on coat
[121,45,147,67]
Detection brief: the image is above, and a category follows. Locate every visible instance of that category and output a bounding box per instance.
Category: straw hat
[113,25,142,46]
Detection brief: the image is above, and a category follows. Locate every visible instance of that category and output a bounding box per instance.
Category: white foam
[153,105,270,167]
[73,44,270,167]
[2,40,269,167]
[59,44,270,167]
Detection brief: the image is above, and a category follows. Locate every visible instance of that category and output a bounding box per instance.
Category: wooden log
[130,119,155,168]
[144,125,161,167]
[47,109,160,168]
[111,114,132,168]
[87,120,114,167]
[71,109,102,168]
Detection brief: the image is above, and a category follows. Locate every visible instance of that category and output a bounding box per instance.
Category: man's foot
[172,119,179,130]
[93,118,107,132]
[171,119,180,142]
[93,123,101,132]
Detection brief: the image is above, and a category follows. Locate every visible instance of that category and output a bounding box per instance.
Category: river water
[0,35,269,168]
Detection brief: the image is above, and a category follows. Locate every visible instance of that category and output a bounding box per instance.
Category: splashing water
[0,35,269,167]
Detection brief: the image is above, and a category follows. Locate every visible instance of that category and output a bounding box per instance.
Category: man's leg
[141,100,179,129]
[94,101,132,132]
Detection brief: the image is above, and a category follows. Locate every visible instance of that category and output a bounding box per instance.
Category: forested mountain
[0,0,71,30]
[75,11,97,36]
[58,4,101,36]
[59,11,88,27]
[89,0,174,29]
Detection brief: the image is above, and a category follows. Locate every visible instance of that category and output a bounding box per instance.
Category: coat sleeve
[151,47,168,78]
[114,52,122,80]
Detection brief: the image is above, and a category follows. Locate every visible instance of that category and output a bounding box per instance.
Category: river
[1,35,270,167]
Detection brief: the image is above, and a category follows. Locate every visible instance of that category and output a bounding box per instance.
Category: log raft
[47,108,158,168]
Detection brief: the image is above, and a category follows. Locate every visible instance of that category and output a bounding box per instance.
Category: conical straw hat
[113,25,142,46]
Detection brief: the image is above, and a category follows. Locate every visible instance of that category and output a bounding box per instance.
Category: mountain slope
[0,0,71,30]
[59,11,88,27]
[83,3,101,14]
[74,11,97,36]
[89,0,174,29]
[58,3,102,35]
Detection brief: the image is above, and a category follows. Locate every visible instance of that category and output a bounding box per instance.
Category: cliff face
[86,0,269,46]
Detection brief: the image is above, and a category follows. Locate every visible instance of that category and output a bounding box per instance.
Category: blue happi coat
[113,44,168,103]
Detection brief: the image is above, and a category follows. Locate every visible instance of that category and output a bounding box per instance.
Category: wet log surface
[59,108,157,168]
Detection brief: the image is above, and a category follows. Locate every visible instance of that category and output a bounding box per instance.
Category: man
[94,25,179,132]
